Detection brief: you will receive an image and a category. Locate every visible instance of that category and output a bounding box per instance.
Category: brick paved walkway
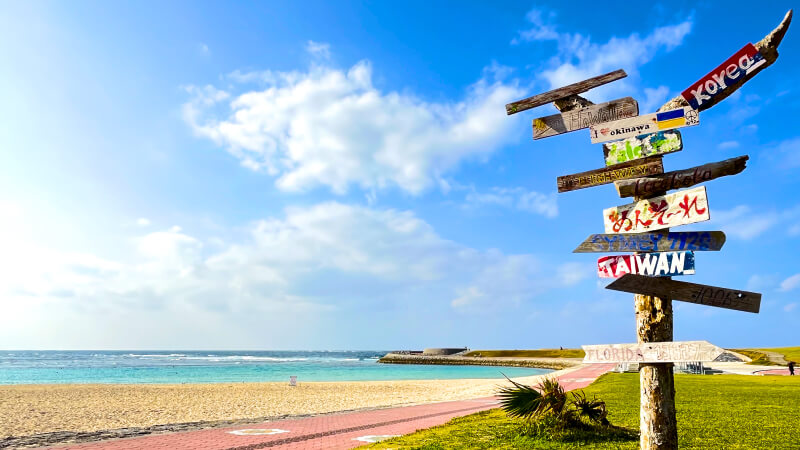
[50,364,615,450]
[754,368,794,376]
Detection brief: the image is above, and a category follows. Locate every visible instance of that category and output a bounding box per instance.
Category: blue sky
[0,1,798,350]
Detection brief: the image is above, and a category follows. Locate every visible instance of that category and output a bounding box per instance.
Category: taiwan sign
[597,251,695,278]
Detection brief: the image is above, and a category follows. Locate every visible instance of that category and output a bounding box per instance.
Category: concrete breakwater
[377,353,581,370]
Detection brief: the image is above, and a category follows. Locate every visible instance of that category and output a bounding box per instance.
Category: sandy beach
[0,369,572,440]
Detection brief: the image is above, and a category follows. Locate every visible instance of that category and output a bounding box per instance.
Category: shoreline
[0,369,576,448]
[378,353,581,370]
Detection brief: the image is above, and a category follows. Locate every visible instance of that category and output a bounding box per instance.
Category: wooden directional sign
[603,186,710,234]
[533,97,639,140]
[681,43,766,110]
[606,274,762,313]
[505,69,627,115]
[615,156,749,198]
[603,130,683,167]
[589,107,699,144]
[582,341,725,364]
[557,157,663,193]
[597,251,695,278]
[573,231,726,253]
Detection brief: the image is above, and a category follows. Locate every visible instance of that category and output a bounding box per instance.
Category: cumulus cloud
[713,204,800,240]
[718,141,740,150]
[184,56,524,194]
[0,203,585,318]
[136,217,151,227]
[780,274,800,292]
[464,186,558,218]
[305,40,331,59]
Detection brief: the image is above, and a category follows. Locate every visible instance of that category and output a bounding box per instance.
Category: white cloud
[718,141,740,150]
[641,86,670,112]
[785,302,798,312]
[774,137,800,169]
[198,43,210,55]
[712,205,779,240]
[136,217,151,227]
[464,187,558,218]
[184,56,524,194]
[780,274,800,292]
[305,40,331,60]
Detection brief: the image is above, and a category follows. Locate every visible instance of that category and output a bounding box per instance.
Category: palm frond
[571,390,609,425]
[497,374,543,419]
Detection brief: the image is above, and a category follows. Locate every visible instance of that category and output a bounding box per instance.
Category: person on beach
[789,361,795,376]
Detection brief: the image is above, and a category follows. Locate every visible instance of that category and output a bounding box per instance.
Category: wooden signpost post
[503,10,790,449]
[603,130,683,167]
[606,274,761,313]
[597,252,695,278]
[533,97,639,140]
[573,231,726,253]
[557,156,663,193]
[582,341,725,364]
[603,186,710,234]
[614,156,748,198]
[589,107,699,144]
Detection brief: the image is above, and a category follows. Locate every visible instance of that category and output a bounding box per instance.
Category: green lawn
[370,373,800,449]
[464,349,585,358]
[734,346,800,365]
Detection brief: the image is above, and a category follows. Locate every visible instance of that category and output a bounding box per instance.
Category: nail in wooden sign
[589,107,699,144]
[506,69,627,115]
[573,231,726,253]
[681,43,766,110]
[615,156,748,198]
[606,274,761,313]
[597,251,695,278]
[557,157,663,193]
[603,130,683,167]
[603,186,710,234]
[582,340,724,364]
[533,97,639,140]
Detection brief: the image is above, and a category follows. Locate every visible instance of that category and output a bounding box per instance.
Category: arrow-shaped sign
[582,340,725,363]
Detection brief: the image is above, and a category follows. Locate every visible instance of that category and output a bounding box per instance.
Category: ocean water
[0,351,551,384]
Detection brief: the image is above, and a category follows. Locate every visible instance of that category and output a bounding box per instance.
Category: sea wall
[377,353,580,370]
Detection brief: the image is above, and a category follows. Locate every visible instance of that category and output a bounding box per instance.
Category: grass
[369,373,800,449]
[464,349,585,358]
[734,346,800,365]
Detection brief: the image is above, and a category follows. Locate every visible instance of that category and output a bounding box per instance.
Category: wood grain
[606,274,761,313]
[557,157,663,193]
[615,155,748,198]
[533,97,638,140]
[505,69,626,115]
[582,341,724,363]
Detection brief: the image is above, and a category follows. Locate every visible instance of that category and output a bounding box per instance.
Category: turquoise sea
[0,351,551,384]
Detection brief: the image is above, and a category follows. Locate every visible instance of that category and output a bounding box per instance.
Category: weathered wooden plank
[659,10,792,113]
[603,130,683,167]
[557,157,663,193]
[505,69,627,115]
[603,186,710,234]
[573,231,726,253]
[582,341,724,363]
[615,156,749,198]
[597,252,695,278]
[589,107,699,144]
[606,274,761,313]
[681,44,766,110]
[533,97,639,140]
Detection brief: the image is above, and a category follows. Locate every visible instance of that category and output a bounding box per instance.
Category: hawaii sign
[597,251,695,278]
[603,186,710,234]
[681,43,766,110]
[589,107,699,144]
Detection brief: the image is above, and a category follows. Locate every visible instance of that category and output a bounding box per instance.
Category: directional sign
[573,231,726,253]
[582,341,725,363]
[506,69,627,115]
[606,274,761,313]
[589,107,699,144]
[615,155,749,198]
[603,186,710,234]
[597,252,695,278]
[603,130,683,167]
[681,43,766,110]
[533,97,639,140]
[557,157,663,193]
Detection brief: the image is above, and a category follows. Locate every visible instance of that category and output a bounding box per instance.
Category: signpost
[533,97,639,140]
[604,130,683,167]
[557,157,663,193]
[603,186,710,234]
[597,252,695,278]
[502,10,790,449]
[573,231,726,253]
[606,274,761,313]
[582,341,725,364]
[589,107,699,144]
[614,156,748,198]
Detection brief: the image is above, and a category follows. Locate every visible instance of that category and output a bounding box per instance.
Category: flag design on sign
[656,109,690,130]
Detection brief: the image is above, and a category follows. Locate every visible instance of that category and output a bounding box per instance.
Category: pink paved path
[50,364,615,450]
[755,368,794,376]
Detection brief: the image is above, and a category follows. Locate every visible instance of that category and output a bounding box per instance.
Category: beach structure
[504,10,792,449]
